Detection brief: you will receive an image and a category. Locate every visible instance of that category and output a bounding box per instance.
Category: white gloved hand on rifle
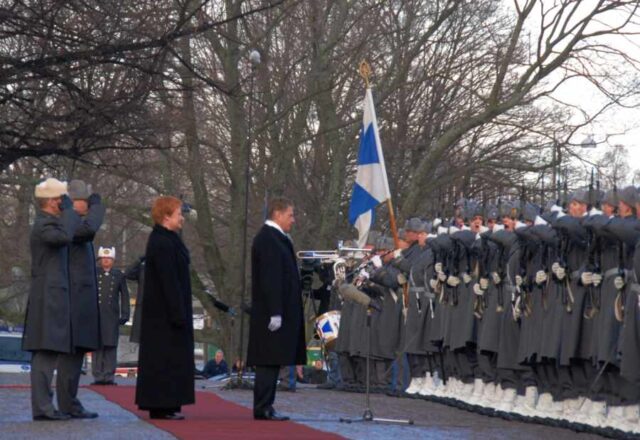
[591,273,603,287]
[462,273,472,284]
[473,283,483,296]
[447,275,461,287]
[581,271,593,286]
[491,272,501,285]
[535,270,547,285]
[479,278,489,290]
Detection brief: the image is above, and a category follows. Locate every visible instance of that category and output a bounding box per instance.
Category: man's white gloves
[268,315,282,332]
[581,272,593,286]
[371,255,383,268]
[592,273,603,287]
[491,272,501,285]
[462,273,472,285]
[479,278,489,290]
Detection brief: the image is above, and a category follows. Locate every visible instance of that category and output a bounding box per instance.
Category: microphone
[338,283,382,311]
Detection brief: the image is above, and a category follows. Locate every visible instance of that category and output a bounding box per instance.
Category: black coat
[247,224,306,367]
[68,202,104,352]
[97,268,130,347]
[23,209,80,353]
[135,225,194,410]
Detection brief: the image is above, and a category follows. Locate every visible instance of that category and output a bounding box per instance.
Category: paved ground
[1,373,606,439]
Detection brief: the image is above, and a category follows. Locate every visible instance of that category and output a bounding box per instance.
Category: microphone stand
[340,303,413,425]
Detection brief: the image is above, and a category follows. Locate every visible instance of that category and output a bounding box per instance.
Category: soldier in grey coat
[92,246,130,385]
[58,179,104,419]
[23,178,80,421]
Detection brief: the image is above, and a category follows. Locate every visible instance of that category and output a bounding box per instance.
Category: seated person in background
[200,350,229,378]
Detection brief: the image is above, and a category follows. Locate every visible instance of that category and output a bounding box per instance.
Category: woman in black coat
[135,196,194,420]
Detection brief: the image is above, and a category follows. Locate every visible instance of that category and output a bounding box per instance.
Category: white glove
[515,275,523,287]
[268,315,282,332]
[438,272,447,282]
[473,283,483,296]
[592,273,603,287]
[614,276,625,290]
[462,273,472,284]
[479,278,489,290]
[551,262,560,273]
[358,269,370,279]
[555,267,566,281]
[447,275,460,287]
[581,271,593,286]
[429,279,439,290]
[535,270,547,285]
[491,272,501,285]
[371,255,383,268]
[435,262,443,274]
[393,249,403,259]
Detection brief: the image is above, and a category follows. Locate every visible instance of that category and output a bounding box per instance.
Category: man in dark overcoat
[247,196,306,421]
[92,246,130,385]
[22,178,80,421]
[58,179,104,418]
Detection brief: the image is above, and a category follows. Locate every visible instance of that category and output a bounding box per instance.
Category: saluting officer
[92,247,130,385]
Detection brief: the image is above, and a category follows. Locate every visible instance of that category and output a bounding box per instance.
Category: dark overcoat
[23,208,80,352]
[135,225,194,410]
[246,224,306,366]
[68,202,104,352]
[97,267,130,347]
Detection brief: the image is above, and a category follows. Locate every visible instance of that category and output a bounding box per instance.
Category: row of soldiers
[334,186,640,435]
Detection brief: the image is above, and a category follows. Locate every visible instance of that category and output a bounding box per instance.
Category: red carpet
[89,385,344,440]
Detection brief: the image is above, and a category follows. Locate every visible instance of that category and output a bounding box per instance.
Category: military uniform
[92,259,130,384]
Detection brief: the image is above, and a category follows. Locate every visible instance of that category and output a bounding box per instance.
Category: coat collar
[153,224,190,263]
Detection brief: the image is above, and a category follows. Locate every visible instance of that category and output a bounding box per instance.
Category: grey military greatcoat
[96,268,130,347]
[68,202,105,352]
[23,209,80,352]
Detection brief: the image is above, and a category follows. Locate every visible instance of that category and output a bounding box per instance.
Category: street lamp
[238,49,261,373]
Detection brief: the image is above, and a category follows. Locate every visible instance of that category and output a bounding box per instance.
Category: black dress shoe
[68,410,99,419]
[254,410,289,421]
[150,412,185,420]
[33,411,71,421]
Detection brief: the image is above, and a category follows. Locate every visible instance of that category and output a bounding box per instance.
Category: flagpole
[358,61,406,308]
[358,60,400,248]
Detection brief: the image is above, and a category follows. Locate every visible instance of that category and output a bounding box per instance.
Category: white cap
[98,247,116,259]
[34,178,68,198]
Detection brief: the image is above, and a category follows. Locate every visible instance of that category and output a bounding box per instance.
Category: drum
[315,310,341,350]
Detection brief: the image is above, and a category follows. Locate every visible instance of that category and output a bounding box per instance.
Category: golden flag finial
[358,60,371,88]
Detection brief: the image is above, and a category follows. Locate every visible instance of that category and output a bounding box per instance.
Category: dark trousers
[56,351,85,414]
[30,350,84,417]
[92,346,117,382]
[253,365,280,415]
